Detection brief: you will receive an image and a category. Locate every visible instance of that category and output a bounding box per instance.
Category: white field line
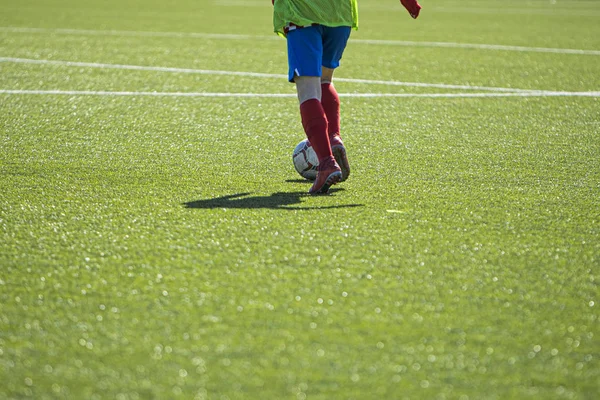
[1,90,599,98]
[351,39,600,56]
[0,57,548,93]
[0,56,286,78]
[1,27,599,56]
[0,27,270,41]
[428,7,600,17]
[362,5,600,17]
[214,1,600,16]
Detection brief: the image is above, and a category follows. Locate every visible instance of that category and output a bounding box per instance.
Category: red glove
[400,0,421,19]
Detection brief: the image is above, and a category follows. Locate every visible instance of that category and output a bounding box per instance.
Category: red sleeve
[400,0,421,19]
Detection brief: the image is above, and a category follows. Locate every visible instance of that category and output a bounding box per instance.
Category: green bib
[273,0,359,36]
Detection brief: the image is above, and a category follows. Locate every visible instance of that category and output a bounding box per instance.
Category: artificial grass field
[1,0,599,399]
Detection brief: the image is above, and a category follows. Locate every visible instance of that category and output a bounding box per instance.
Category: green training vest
[273,0,359,36]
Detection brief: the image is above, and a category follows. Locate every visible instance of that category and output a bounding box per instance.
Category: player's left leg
[287,26,332,165]
[321,67,339,136]
[320,26,350,138]
[321,68,350,181]
[296,75,341,194]
[287,26,341,194]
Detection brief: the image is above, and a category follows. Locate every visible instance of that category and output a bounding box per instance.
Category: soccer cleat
[330,134,350,182]
[309,157,342,195]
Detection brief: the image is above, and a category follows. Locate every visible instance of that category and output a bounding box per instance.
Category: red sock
[321,83,340,137]
[299,98,332,163]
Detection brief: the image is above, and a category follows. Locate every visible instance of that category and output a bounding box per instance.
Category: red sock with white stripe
[299,98,332,163]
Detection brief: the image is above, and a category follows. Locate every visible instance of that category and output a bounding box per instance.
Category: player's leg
[321,67,339,136]
[320,26,350,137]
[321,26,352,181]
[295,75,321,104]
[287,26,341,194]
[287,26,330,164]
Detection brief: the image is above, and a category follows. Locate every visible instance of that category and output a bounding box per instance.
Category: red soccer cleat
[309,156,342,195]
[400,0,422,19]
[330,134,350,182]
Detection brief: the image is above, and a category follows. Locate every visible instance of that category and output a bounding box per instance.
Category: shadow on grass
[184,190,363,210]
[285,179,312,184]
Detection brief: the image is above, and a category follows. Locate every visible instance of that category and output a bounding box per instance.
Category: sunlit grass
[1,0,599,399]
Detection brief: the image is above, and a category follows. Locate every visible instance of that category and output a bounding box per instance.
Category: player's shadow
[285,179,312,184]
[184,191,363,210]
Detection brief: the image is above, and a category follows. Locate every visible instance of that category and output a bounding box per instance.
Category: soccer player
[273,0,421,194]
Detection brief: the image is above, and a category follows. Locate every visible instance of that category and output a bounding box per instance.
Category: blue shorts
[286,25,351,82]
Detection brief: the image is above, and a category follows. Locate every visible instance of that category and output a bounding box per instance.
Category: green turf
[1,0,599,399]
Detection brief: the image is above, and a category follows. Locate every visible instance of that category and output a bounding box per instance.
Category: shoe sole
[331,145,350,182]
[310,170,342,195]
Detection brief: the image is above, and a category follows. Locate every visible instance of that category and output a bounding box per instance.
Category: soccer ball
[292,139,318,181]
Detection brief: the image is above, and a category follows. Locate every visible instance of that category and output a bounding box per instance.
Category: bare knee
[321,67,335,84]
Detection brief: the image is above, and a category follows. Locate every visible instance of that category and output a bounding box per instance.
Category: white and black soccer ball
[292,139,318,181]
